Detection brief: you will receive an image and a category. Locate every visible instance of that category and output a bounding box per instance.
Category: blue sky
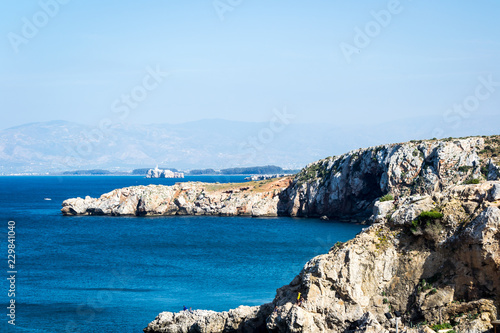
[1,0,499,131]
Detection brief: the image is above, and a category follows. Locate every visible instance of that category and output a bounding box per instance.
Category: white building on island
[146,165,184,179]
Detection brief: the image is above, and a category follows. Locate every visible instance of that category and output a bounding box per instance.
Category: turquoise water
[0,176,364,332]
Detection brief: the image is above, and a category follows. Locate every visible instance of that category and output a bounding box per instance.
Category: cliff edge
[62,136,500,220]
[61,177,292,217]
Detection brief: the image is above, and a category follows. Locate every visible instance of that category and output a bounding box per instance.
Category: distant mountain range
[0,115,498,174]
[60,165,298,176]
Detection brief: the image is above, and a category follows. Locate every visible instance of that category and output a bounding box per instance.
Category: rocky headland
[61,136,500,332]
[61,176,292,217]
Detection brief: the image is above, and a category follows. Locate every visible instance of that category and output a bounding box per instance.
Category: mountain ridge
[1,116,499,174]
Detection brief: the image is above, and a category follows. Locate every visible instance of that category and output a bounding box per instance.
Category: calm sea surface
[0,176,364,332]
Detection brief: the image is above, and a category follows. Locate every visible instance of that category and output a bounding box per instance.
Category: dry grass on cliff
[203,176,293,194]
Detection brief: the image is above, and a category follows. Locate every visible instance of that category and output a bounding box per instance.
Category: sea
[0,176,365,332]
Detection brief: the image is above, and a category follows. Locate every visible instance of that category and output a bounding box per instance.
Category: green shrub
[431,323,452,330]
[458,165,472,172]
[380,194,394,202]
[297,162,330,184]
[417,279,435,293]
[481,165,489,177]
[376,234,389,251]
[479,145,494,155]
[464,178,480,185]
[411,210,443,235]
[418,210,444,221]
[411,219,419,230]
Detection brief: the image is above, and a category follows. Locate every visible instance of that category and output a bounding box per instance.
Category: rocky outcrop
[278,136,499,220]
[61,178,292,217]
[62,136,499,220]
[265,181,500,333]
[144,304,273,333]
[145,181,500,333]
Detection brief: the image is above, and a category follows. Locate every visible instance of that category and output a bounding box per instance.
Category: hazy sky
[1,0,499,130]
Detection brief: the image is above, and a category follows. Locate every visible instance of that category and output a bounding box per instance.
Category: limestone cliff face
[278,137,497,220]
[61,177,292,217]
[266,181,500,333]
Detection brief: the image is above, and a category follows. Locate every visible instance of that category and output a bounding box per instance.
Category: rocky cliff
[264,180,500,333]
[143,180,500,333]
[61,177,292,217]
[60,135,500,332]
[278,136,499,220]
[62,136,500,219]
